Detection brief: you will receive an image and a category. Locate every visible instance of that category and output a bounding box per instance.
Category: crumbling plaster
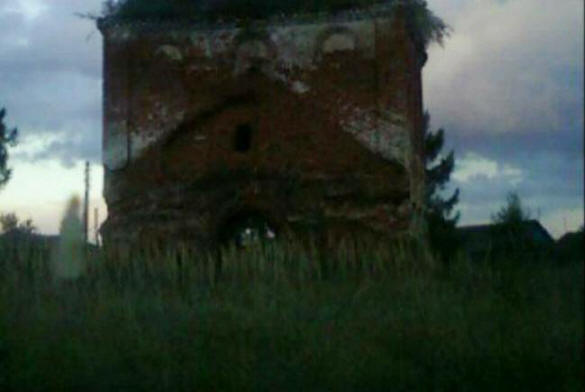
[98,5,426,248]
[103,14,412,167]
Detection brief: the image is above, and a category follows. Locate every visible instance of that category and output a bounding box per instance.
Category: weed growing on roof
[97,0,448,50]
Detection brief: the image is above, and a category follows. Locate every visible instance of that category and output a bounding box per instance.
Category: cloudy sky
[0,0,582,239]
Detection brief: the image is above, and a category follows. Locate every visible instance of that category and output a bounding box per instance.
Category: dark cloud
[449,144,583,228]
[3,70,101,130]
[424,0,584,231]
[29,136,101,167]
[0,0,102,167]
[425,0,583,137]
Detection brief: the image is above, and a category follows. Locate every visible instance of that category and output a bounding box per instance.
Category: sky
[0,0,582,240]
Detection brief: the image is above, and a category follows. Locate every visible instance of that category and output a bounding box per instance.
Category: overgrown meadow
[0,239,583,391]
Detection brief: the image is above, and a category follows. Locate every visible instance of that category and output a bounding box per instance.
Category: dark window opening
[234,123,253,152]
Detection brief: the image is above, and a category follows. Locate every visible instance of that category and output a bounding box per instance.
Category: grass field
[0,240,583,391]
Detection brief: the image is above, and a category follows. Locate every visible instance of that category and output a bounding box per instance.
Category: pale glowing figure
[52,195,85,281]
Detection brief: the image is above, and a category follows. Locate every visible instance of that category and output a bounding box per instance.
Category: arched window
[234,38,274,75]
[322,33,356,54]
[315,27,358,61]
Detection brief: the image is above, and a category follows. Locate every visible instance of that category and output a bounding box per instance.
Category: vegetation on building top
[99,0,448,49]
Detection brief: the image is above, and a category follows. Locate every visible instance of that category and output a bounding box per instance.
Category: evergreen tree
[491,192,531,242]
[0,108,18,190]
[490,192,536,257]
[423,112,460,262]
[491,191,531,226]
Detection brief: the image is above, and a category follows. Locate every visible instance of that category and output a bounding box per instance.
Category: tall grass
[0,238,583,391]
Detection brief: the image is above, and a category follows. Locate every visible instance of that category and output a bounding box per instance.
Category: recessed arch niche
[315,26,359,60]
[233,35,277,75]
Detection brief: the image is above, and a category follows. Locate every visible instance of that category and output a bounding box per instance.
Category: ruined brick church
[97,2,428,250]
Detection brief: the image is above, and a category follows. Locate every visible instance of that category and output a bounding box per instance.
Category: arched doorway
[217,210,277,250]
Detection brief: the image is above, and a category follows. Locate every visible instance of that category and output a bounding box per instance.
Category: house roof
[556,229,584,254]
[457,220,555,253]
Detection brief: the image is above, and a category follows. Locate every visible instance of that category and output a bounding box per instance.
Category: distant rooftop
[457,220,555,248]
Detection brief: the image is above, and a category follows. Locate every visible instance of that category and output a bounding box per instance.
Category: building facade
[98,3,427,250]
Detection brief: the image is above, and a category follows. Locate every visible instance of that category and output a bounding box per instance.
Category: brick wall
[98,5,426,249]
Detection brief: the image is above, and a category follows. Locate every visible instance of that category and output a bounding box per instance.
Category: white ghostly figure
[52,195,85,281]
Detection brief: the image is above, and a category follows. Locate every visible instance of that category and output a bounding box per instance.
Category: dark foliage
[105,0,367,18]
[488,193,551,260]
[491,192,532,226]
[103,0,384,20]
[0,108,17,190]
[0,213,36,235]
[1,241,582,391]
[490,192,532,251]
[423,111,460,262]
[556,226,584,262]
[458,220,555,263]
